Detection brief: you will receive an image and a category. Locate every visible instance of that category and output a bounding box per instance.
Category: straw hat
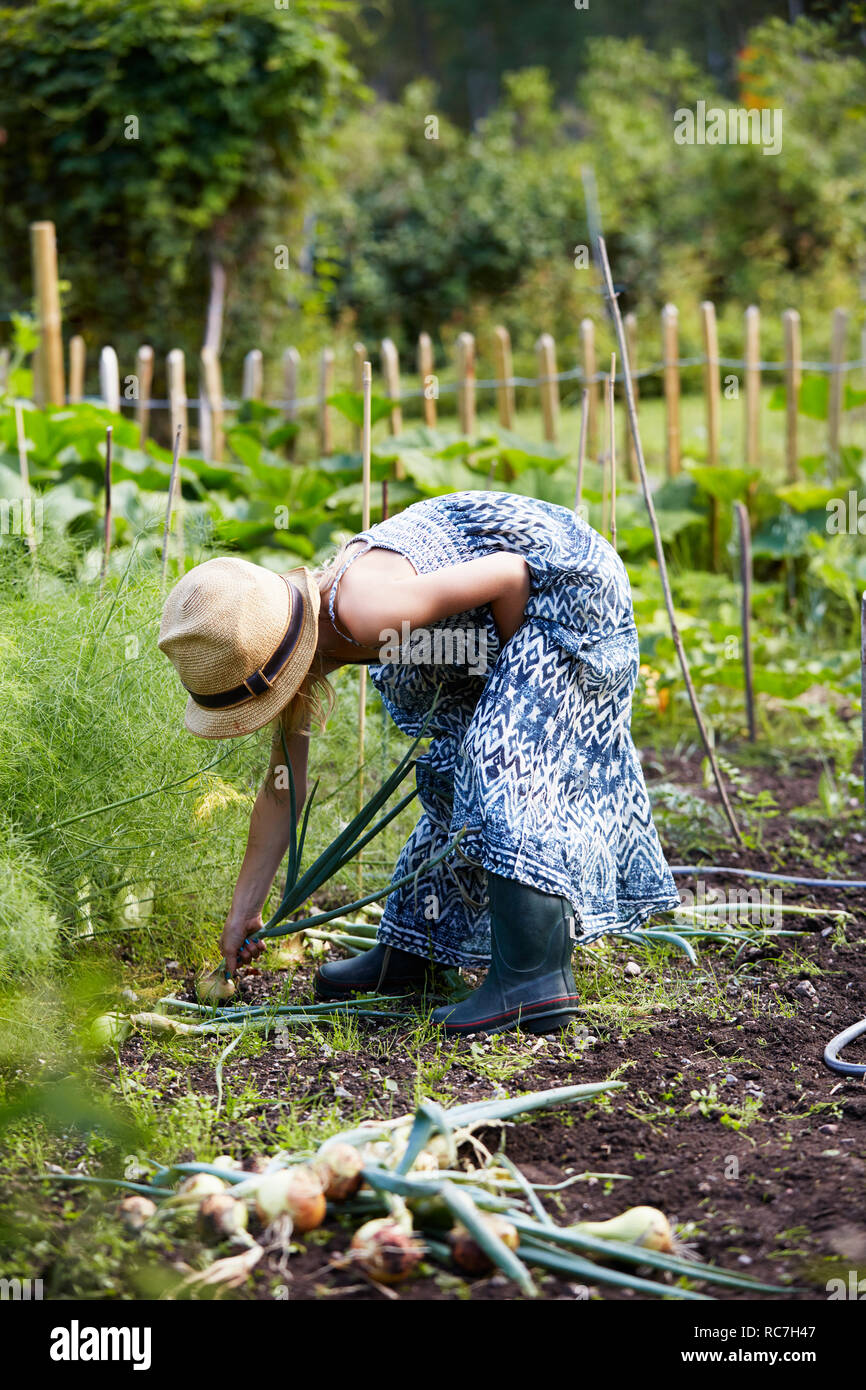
[158,557,321,739]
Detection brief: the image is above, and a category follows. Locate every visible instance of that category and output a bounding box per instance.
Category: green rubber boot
[431,873,580,1036]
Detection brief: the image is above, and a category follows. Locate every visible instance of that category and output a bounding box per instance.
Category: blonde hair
[272,538,360,740]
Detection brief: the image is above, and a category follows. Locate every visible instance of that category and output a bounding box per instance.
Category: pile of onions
[253,1166,326,1232]
[350,1217,423,1285]
[450,1215,519,1274]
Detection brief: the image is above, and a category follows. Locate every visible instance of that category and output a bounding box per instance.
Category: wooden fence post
[418,332,437,428]
[30,221,65,406]
[282,347,300,459]
[135,345,154,448]
[828,306,849,478]
[493,325,515,429]
[200,346,224,462]
[624,311,639,482]
[99,346,120,414]
[380,338,403,435]
[661,303,680,478]
[456,332,476,436]
[580,317,598,456]
[68,335,86,404]
[242,348,263,402]
[318,347,334,456]
[744,305,761,468]
[701,300,721,569]
[167,349,188,455]
[782,309,801,483]
[536,332,559,443]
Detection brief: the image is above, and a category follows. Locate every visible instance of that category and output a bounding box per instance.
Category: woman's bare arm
[219,726,309,973]
[335,550,531,648]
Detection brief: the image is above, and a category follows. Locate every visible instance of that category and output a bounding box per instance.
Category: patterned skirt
[329,491,680,968]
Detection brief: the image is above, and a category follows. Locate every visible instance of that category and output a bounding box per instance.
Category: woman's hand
[220,911,266,976]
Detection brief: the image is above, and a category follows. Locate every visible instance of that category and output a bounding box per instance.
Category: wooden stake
[608,356,617,551]
[782,309,801,483]
[735,502,756,743]
[68,335,85,404]
[200,346,224,462]
[624,312,638,482]
[167,349,188,456]
[418,332,437,428]
[100,426,113,585]
[661,303,681,478]
[493,325,515,429]
[283,347,300,458]
[828,306,849,478]
[574,388,589,515]
[161,426,183,586]
[744,305,760,467]
[580,318,598,456]
[135,346,154,448]
[0,348,9,394]
[381,338,403,435]
[30,221,65,406]
[242,349,263,402]
[536,333,559,443]
[318,347,334,456]
[352,341,366,447]
[99,346,120,414]
[597,236,741,843]
[701,301,721,569]
[456,332,476,436]
[14,403,37,555]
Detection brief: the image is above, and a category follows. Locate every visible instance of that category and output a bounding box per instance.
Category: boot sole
[438,998,581,1037]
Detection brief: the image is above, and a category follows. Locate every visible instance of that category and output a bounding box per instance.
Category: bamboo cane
[99,346,120,414]
[735,502,756,743]
[701,300,721,569]
[353,342,366,447]
[68,335,85,404]
[167,349,188,456]
[242,349,263,402]
[30,221,65,406]
[580,318,598,456]
[381,338,402,435]
[14,402,37,556]
[597,237,741,843]
[161,426,183,587]
[456,332,476,436]
[574,388,589,516]
[608,356,617,551]
[200,346,224,463]
[536,333,559,443]
[100,425,112,585]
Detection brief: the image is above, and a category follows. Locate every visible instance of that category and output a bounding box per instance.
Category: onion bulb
[130,1011,197,1037]
[174,1173,227,1204]
[89,1012,131,1052]
[312,1142,364,1201]
[450,1215,519,1274]
[254,1166,326,1232]
[198,1193,249,1243]
[210,1154,240,1172]
[350,1218,423,1284]
[196,969,236,1005]
[118,1195,156,1232]
[570,1205,677,1254]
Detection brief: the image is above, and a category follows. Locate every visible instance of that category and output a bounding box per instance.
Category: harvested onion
[196,969,236,1005]
[450,1215,520,1274]
[312,1142,364,1201]
[350,1217,423,1284]
[254,1166,326,1232]
[118,1195,156,1232]
[173,1173,227,1204]
[198,1193,249,1243]
[571,1205,677,1253]
[89,1012,131,1051]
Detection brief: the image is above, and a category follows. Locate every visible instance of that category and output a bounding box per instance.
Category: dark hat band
[183,576,305,710]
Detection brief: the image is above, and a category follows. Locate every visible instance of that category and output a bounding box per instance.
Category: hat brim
[182,566,321,740]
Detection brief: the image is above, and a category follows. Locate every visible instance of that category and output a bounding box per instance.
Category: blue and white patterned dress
[328,491,679,968]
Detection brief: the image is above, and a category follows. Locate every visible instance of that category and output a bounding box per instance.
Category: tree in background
[0,0,359,367]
